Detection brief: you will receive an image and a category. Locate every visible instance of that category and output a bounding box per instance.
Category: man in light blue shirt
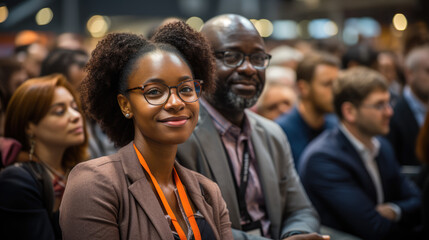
[387,45,429,167]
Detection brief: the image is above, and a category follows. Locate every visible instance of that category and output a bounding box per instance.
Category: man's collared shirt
[200,98,270,236]
[403,85,428,127]
[340,124,383,204]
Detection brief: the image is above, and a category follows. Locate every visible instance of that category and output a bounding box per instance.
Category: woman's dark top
[0,162,60,240]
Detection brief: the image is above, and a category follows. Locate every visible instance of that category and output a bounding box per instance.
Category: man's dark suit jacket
[177,105,320,240]
[299,127,422,240]
[387,97,420,166]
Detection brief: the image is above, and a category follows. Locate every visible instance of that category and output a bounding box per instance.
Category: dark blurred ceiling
[0,0,427,34]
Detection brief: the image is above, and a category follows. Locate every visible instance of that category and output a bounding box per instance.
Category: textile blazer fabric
[386,97,420,166]
[60,142,233,240]
[177,106,320,240]
[299,127,421,240]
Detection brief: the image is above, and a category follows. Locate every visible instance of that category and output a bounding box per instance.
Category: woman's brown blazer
[60,142,233,240]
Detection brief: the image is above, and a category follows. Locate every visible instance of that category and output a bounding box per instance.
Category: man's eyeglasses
[360,102,392,111]
[215,50,271,69]
[126,79,203,106]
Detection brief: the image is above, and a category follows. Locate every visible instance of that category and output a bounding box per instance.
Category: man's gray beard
[224,90,260,110]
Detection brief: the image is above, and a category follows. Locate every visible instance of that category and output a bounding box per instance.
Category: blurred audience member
[300,67,422,240]
[295,40,315,56]
[40,48,117,159]
[14,43,48,78]
[41,48,88,92]
[376,51,405,106]
[253,66,297,120]
[276,52,340,167]
[56,33,85,50]
[0,57,28,105]
[342,41,378,69]
[254,82,297,120]
[266,65,296,87]
[387,45,429,167]
[269,45,303,70]
[0,57,28,136]
[402,22,429,56]
[0,74,88,239]
[315,37,345,60]
[416,115,429,239]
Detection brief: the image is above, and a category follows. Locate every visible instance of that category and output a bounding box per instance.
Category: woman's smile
[158,115,190,127]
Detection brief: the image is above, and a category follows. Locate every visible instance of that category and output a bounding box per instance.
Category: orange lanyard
[133,144,201,240]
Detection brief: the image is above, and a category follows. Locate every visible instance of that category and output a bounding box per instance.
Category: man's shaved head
[200,14,267,122]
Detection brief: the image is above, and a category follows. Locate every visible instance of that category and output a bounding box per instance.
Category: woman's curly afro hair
[81,21,215,147]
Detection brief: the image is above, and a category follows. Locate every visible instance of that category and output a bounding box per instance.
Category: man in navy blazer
[299,67,422,240]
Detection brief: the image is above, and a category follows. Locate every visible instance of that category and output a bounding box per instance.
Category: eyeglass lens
[143,80,202,105]
[223,51,269,68]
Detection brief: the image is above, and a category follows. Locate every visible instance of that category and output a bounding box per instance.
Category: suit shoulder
[275,109,299,130]
[0,164,35,186]
[246,110,286,137]
[300,130,340,161]
[0,164,43,209]
[391,98,412,120]
[307,129,338,151]
[69,153,124,182]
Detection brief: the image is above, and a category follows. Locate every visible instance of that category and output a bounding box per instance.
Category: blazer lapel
[193,106,241,227]
[248,115,282,235]
[120,143,174,240]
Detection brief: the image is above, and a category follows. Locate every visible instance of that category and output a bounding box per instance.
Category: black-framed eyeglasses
[126,79,203,106]
[360,102,392,111]
[215,50,271,69]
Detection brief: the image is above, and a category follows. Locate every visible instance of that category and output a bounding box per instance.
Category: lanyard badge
[133,144,201,240]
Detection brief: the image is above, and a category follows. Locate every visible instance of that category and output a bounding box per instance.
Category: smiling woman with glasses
[59,21,233,240]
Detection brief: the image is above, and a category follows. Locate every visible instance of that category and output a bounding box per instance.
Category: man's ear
[342,102,357,123]
[296,79,310,98]
[117,94,133,119]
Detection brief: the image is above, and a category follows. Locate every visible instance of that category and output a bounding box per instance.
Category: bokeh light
[35,8,53,26]
[87,15,111,38]
[308,19,337,39]
[186,16,204,31]
[254,19,273,38]
[342,17,381,45]
[272,20,298,40]
[393,13,407,31]
[0,5,8,23]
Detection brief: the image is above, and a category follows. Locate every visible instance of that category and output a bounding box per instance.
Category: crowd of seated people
[0,15,428,240]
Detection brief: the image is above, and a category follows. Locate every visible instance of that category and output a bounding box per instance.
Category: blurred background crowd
[1,0,428,123]
[1,0,429,239]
